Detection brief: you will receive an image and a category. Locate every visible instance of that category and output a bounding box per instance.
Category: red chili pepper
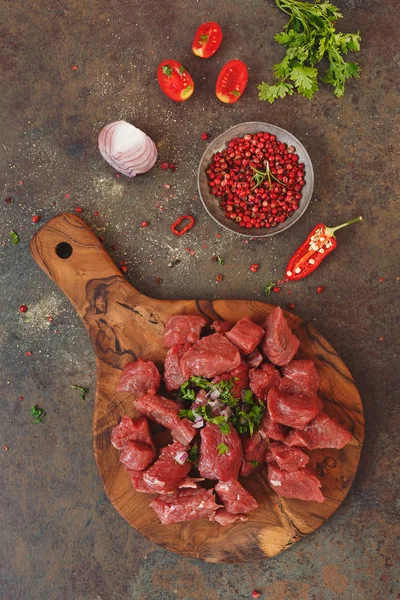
[286,216,362,281]
[171,215,195,236]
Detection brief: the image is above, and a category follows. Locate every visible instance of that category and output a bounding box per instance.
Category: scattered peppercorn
[273,286,281,293]
[75,207,83,214]
[201,132,209,140]
[120,265,127,273]
[141,221,149,228]
[252,591,261,599]
[47,316,53,323]
[379,336,385,341]
[215,274,224,283]
[32,215,41,224]
[111,244,118,252]
[169,163,176,171]
[155,277,163,284]
[160,162,169,170]
[5,197,13,204]
[19,396,24,401]
[3,445,8,452]
[25,351,32,357]
[287,302,295,310]
[72,65,79,70]
[93,211,99,216]
[250,263,259,273]
[379,277,384,282]
[19,305,28,313]
[316,286,325,294]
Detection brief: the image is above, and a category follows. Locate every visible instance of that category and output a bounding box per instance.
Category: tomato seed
[160,162,169,170]
[32,215,41,224]
[317,286,325,294]
[141,221,149,228]
[25,351,32,356]
[75,207,83,213]
[19,305,28,313]
[201,132,209,140]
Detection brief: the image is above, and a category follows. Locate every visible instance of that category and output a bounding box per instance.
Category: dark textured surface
[1,0,399,598]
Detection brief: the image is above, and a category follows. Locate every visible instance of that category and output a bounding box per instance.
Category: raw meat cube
[163,315,206,348]
[246,350,263,369]
[180,333,241,379]
[249,363,281,402]
[119,440,156,471]
[240,431,268,477]
[116,359,161,397]
[212,361,249,399]
[141,441,191,494]
[285,412,352,450]
[164,343,191,391]
[261,307,300,366]
[267,387,320,430]
[211,320,233,334]
[135,394,195,445]
[215,479,258,514]
[280,360,320,395]
[259,411,288,441]
[198,422,243,481]
[150,486,218,525]
[265,441,309,472]
[226,317,265,355]
[267,463,325,503]
[111,415,154,450]
[213,509,248,526]
[190,388,208,410]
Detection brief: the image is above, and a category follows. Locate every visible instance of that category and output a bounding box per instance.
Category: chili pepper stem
[326,216,363,237]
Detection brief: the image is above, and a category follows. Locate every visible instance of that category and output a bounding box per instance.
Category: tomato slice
[157,60,194,102]
[216,59,248,104]
[192,22,223,59]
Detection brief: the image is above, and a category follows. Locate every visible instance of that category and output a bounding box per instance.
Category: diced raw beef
[198,422,243,481]
[267,463,325,503]
[150,486,218,525]
[116,359,161,397]
[249,363,281,402]
[285,412,352,450]
[213,509,248,526]
[246,350,263,369]
[226,317,265,355]
[164,343,191,391]
[129,470,154,493]
[261,307,300,366]
[265,441,309,472]
[215,479,258,514]
[120,440,156,471]
[212,361,249,399]
[163,315,207,348]
[280,360,320,395]
[211,320,233,334]
[135,394,195,445]
[267,387,320,430]
[180,333,241,379]
[240,431,268,477]
[111,415,154,450]
[259,411,288,441]
[141,441,191,494]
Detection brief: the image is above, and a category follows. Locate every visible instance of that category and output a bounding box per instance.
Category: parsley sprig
[258,0,361,103]
[263,281,276,295]
[72,385,89,401]
[31,405,46,423]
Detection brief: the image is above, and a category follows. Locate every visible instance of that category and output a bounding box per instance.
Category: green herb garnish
[217,443,229,455]
[178,408,196,422]
[71,385,89,402]
[229,90,240,97]
[258,0,361,103]
[217,255,224,265]
[31,404,46,423]
[263,281,276,295]
[251,162,284,191]
[162,65,173,77]
[199,34,209,44]
[188,445,199,463]
[250,460,260,468]
[10,231,20,245]
[178,65,185,75]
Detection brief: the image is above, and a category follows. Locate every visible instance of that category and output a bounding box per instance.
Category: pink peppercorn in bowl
[197,122,314,237]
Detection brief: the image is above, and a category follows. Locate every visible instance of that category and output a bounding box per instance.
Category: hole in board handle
[55,242,73,259]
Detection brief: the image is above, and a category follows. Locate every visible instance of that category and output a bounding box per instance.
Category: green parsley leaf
[217,255,224,265]
[179,381,196,402]
[162,65,173,77]
[188,445,198,463]
[178,65,185,75]
[263,281,276,295]
[190,376,211,390]
[257,81,294,103]
[242,389,253,404]
[229,90,240,97]
[178,408,196,422]
[199,34,209,44]
[250,460,260,468]
[31,404,46,423]
[72,385,89,402]
[10,231,20,245]
[217,443,229,455]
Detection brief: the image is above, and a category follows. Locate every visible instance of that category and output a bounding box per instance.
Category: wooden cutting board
[30,213,364,564]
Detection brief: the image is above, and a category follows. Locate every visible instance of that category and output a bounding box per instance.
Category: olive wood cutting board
[30,213,364,563]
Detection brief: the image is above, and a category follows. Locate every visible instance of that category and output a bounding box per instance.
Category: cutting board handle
[30,213,133,317]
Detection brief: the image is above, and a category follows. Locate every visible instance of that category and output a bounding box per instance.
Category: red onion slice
[98,121,157,178]
[174,451,189,465]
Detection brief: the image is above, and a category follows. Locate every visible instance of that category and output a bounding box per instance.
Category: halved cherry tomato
[192,22,223,59]
[216,59,248,104]
[157,60,194,102]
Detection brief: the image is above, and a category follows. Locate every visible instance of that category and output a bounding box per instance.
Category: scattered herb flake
[178,65,185,75]
[178,408,196,422]
[250,460,260,468]
[162,65,173,77]
[10,231,20,245]
[217,443,229,455]
[199,34,209,44]
[229,90,240,97]
[31,405,46,423]
[263,281,276,295]
[187,445,199,463]
[71,385,89,402]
